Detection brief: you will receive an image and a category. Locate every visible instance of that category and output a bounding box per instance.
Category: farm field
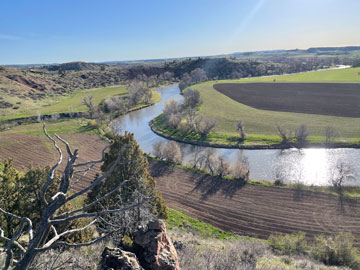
[0,120,107,193]
[194,67,360,139]
[148,159,360,245]
[214,82,360,117]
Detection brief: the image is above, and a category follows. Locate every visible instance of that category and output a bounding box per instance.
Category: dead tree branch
[0,123,154,270]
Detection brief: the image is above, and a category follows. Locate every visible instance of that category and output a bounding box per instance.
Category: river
[113,84,360,186]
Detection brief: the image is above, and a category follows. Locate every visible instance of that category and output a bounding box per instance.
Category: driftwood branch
[34,231,113,252]
[0,208,33,241]
[42,219,97,249]
[0,228,26,253]
[54,134,73,157]
[41,122,63,206]
[70,163,96,189]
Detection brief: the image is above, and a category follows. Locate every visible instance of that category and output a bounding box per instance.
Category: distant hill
[230,46,360,60]
[44,61,106,71]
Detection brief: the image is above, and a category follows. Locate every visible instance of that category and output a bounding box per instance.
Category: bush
[269,232,308,256]
[311,233,360,269]
[274,179,285,186]
[87,119,101,129]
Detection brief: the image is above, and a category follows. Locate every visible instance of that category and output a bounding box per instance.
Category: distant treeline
[124,56,360,81]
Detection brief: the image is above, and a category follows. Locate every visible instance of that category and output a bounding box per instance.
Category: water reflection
[271,148,359,185]
[112,84,360,186]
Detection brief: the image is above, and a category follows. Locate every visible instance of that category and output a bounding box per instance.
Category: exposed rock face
[100,247,144,270]
[134,220,180,270]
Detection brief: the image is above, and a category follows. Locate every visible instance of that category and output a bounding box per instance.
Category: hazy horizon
[1,0,360,65]
[3,45,360,66]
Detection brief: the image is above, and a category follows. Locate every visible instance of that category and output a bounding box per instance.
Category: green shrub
[269,232,308,255]
[311,233,360,269]
[87,119,100,129]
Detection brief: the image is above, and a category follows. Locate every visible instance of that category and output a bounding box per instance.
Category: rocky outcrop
[100,247,144,270]
[134,220,179,270]
[100,220,179,270]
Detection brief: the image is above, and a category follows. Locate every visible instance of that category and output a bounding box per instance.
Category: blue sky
[1,0,359,64]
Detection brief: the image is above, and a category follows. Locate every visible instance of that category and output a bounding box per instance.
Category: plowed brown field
[148,160,360,244]
[0,133,107,193]
[214,83,360,117]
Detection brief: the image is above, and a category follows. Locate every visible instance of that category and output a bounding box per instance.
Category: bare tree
[202,149,217,175]
[183,88,202,108]
[214,156,232,178]
[231,152,250,181]
[179,73,192,90]
[236,120,246,140]
[168,113,182,129]
[82,95,98,119]
[325,126,339,144]
[163,100,181,120]
[152,141,165,159]
[190,68,208,83]
[194,116,217,138]
[191,148,206,169]
[295,124,310,144]
[127,81,151,106]
[162,141,183,164]
[0,123,154,270]
[277,125,291,144]
[163,71,174,82]
[101,97,128,114]
[183,108,197,132]
[329,161,356,191]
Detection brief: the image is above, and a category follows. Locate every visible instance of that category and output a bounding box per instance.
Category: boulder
[134,220,180,270]
[100,247,144,270]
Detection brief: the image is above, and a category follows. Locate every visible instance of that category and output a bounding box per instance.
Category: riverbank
[150,114,360,150]
[0,90,161,131]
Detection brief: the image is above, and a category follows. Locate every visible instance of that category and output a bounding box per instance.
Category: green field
[193,67,360,140]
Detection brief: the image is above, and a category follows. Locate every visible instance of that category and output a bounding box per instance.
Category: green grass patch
[1,85,128,120]
[0,119,97,137]
[166,208,237,239]
[1,85,161,121]
[151,113,360,147]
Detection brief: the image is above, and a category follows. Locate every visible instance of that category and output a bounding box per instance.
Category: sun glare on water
[300,149,330,185]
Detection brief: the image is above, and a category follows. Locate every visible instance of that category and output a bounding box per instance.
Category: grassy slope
[1,85,127,120]
[195,67,360,140]
[167,208,237,239]
[0,119,97,137]
[1,85,161,121]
